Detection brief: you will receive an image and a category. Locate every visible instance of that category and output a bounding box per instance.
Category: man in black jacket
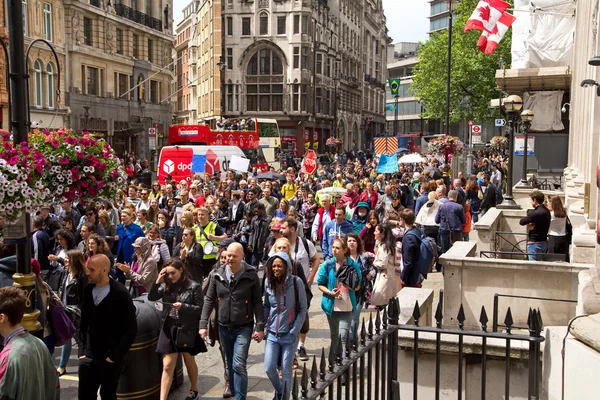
[200,243,264,400]
[78,254,137,400]
[480,174,500,216]
[519,190,551,261]
[399,209,423,288]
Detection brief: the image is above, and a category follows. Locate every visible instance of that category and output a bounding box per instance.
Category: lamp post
[445,0,453,135]
[496,94,523,209]
[516,109,534,188]
[217,58,226,120]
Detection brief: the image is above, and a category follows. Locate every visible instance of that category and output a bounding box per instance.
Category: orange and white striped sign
[374,137,398,155]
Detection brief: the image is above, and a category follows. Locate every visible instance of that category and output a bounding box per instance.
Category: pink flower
[77,152,84,159]
[7,156,18,165]
[51,139,59,147]
[59,157,69,165]
[64,137,77,145]
[80,180,89,188]
[97,182,104,189]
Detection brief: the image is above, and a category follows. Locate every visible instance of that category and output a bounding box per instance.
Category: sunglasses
[87,213,94,216]
[182,233,191,237]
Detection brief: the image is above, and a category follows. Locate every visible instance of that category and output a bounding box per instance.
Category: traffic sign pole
[467,124,473,175]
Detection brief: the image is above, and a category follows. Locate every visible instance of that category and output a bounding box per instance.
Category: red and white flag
[464,0,511,33]
[481,12,517,54]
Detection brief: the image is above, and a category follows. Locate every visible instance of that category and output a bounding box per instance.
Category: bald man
[79,254,137,400]
[200,243,264,400]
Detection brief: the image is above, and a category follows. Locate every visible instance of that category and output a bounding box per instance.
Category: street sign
[303,150,317,174]
[472,135,482,144]
[468,120,474,126]
[148,128,157,136]
[472,125,482,134]
[495,119,506,127]
[149,136,157,150]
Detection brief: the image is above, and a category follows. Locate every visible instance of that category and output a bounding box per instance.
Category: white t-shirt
[269,236,317,278]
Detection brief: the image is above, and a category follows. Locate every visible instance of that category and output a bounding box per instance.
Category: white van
[158,145,245,183]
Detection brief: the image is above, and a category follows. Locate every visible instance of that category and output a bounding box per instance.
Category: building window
[277,16,286,35]
[292,84,300,111]
[116,29,123,54]
[47,63,54,109]
[301,85,307,111]
[146,0,152,17]
[316,88,322,113]
[227,84,234,112]
[132,0,138,11]
[84,66,99,96]
[84,18,92,45]
[301,47,309,69]
[43,3,52,41]
[34,60,42,108]
[132,35,139,58]
[246,49,284,112]
[293,15,299,34]
[150,80,159,103]
[302,15,308,34]
[316,54,322,75]
[326,57,331,77]
[242,17,251,36]
[22,1,27,36]
[227,48,233,70]
[226,17,233,36]
[259,12,268,35]
[148,39,153,62]
[116,73,130,99]
[293,47,299,69]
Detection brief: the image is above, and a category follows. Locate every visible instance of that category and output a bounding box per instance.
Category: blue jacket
[322,219,354,259]
[414,193,429,217]
[316,256,362,316]
[434,200,466,232]
[263,253,307,336]
[114,222,145,264]
[351,202,371,235]
[401,227,423,287]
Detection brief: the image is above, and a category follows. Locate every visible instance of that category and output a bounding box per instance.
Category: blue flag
[376,154,399,173]
[386,104,396,111]
[192,155,206,173]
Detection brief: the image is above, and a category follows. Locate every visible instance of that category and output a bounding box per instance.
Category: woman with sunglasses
[147,225,171,270]
[149,258,207,400]
[150,180,162,200]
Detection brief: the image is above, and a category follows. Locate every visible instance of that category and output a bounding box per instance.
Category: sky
[172,0,430,43]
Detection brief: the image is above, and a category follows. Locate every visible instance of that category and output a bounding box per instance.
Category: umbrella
[396,147,410,155]
[398,153,426,164]
[256,171,286,181]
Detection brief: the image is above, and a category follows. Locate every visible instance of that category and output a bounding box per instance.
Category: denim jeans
[527,241,548,261]
[264,332,299,398]
[349,302,364,342]
[327,312,353,356]
[440,231,452,254]
[251,252,264,268]
[219,326,253,400]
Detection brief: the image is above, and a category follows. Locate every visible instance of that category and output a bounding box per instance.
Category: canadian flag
[464,0,511,33]
[476,12,516,54]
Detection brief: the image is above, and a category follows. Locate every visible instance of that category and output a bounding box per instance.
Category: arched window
[47,63,54,109]
[34,60,42,108]
[259,12,268,35]
[246,49,283,112]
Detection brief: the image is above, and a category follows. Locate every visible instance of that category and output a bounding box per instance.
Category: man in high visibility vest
[196,206,228,278]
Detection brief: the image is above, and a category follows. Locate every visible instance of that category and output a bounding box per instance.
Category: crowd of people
[0,147,571,400]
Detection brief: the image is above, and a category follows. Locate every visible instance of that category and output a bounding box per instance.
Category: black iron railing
[292,297,544,400]
[492,293,577,332]
[114,3,162,32]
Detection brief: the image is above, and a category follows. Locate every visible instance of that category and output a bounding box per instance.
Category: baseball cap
[271,222,282,231]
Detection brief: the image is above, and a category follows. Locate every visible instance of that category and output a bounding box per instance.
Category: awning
[495,66,571,93]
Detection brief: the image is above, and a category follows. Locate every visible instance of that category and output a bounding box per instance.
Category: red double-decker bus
[167,118,281,169]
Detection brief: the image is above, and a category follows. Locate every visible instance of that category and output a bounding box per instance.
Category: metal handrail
[492,293,577,332]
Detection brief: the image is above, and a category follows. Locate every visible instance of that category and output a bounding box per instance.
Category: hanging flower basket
[29,128,127,205]
[326,137,343,147]
[427,135,464,157]
[0,132,50,223]
[490,136,508,151]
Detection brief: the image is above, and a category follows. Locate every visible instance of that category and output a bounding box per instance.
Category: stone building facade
[191,0,388,156]
[174,0,197,124]
[63,0,174,161]
[0,0,8,129]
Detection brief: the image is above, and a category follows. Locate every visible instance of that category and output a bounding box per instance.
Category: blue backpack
[404,229,438,279]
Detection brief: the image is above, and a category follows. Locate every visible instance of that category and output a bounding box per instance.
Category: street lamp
[516,109,534,187]
[217,58,226,120]
[496,94,523,209]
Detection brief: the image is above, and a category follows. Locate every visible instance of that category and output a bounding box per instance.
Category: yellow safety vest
[195,221,217,259]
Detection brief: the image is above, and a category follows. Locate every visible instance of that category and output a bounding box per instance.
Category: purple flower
[51,139,59,147]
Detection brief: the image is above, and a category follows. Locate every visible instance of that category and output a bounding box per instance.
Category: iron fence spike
[375,309,381,335]
[537,308,543,330]
[328,343,334,373]
[310,355,318,388]
[345,331,351,358]
[457,304,466,329]
[292,371,298,399]
[368,313,374,339]
[382,307,388,329]
[435,300,443,328]
[301,363,308,397]
[335,335,343,365]
[360,318,367,346]
[412,300,421,326]
[527,307,533,327]
[319,347,326,380]
[480,305,489,331]
[504,307,514,332]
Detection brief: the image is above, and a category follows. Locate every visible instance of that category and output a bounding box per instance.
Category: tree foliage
[411,0,512,123]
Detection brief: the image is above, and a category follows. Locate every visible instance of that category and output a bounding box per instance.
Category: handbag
[566,217,573,244]
[175,324,197,349]
[335,264,359,290]
[46,284,76,347]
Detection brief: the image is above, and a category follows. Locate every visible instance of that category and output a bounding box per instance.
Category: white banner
[229,155,250,172]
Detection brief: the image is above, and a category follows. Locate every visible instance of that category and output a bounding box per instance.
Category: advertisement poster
[514,136,535,155]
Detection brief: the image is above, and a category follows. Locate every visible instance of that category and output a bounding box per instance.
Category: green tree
[411,0,512,124]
